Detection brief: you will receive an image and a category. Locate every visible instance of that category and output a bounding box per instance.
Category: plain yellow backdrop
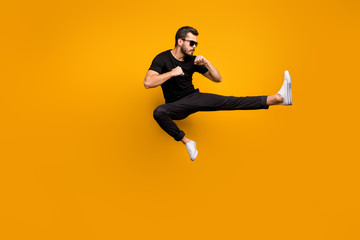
[1,0,359,239]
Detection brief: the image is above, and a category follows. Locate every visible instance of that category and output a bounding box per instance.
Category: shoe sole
[285,70,292,105]
[186,141,198,161]
[191,150,198,161]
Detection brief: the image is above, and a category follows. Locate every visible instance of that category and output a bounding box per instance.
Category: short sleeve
[149,54,164,74]
[194,64,208,74]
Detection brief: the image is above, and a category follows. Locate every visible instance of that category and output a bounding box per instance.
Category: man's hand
[194,55,209,66]
[195,55,222,83]
[171,66,184,77]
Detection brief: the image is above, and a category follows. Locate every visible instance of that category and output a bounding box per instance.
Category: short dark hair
[175,26,199,47]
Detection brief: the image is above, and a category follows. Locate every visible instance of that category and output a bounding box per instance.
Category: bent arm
[202,61,222,83]
[144,66,183,89]
[144,70,174,89]
[195,56,222,83]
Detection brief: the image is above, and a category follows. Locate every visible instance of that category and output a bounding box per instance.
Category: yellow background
[1,0,360,239]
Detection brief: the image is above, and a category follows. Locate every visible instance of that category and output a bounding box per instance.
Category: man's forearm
[205,62,222,82]
[144,71,174,89]
[145,66,184,89]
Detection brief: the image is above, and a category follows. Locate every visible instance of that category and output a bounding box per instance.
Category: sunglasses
[182,39,198,47]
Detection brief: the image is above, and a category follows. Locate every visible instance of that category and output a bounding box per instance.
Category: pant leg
[153,92,268,141]
[188,92,269,111]
[153,96,197,141]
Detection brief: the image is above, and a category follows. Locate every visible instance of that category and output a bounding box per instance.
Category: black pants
[153,91,269,141]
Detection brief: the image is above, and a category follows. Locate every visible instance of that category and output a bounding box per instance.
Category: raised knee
[153,106,168,120]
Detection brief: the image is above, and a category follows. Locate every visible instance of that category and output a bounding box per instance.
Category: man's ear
[177,38,183,46]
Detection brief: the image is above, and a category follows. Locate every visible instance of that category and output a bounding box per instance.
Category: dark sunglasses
[182,39,198,47]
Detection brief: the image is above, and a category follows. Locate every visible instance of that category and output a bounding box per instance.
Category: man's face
[180,33,198,56]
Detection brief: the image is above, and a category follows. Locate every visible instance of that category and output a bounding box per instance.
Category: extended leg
[183,93,269,112]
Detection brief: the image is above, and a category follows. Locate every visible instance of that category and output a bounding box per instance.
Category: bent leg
[153,103,195,141]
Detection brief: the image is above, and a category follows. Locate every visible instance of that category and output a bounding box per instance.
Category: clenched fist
[194,55,209,66]
[171,66,184,77]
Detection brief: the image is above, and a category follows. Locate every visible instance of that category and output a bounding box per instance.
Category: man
[144,26,292,161]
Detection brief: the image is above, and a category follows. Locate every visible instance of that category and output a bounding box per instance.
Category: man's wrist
[169,69,175,77]
[204,61,211,69]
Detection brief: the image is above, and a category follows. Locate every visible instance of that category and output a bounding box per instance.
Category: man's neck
[170,47,185,61]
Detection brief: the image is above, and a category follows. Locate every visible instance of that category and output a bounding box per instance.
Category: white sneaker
[278,70,292,105]
[185,141,198,161]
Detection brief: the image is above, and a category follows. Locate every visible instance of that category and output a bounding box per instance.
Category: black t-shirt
[149,49,209,103]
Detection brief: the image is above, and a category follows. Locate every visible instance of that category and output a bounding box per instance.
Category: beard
[181,45,193,56]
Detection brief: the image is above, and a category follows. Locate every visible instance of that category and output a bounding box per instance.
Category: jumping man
[144,26,292,161]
